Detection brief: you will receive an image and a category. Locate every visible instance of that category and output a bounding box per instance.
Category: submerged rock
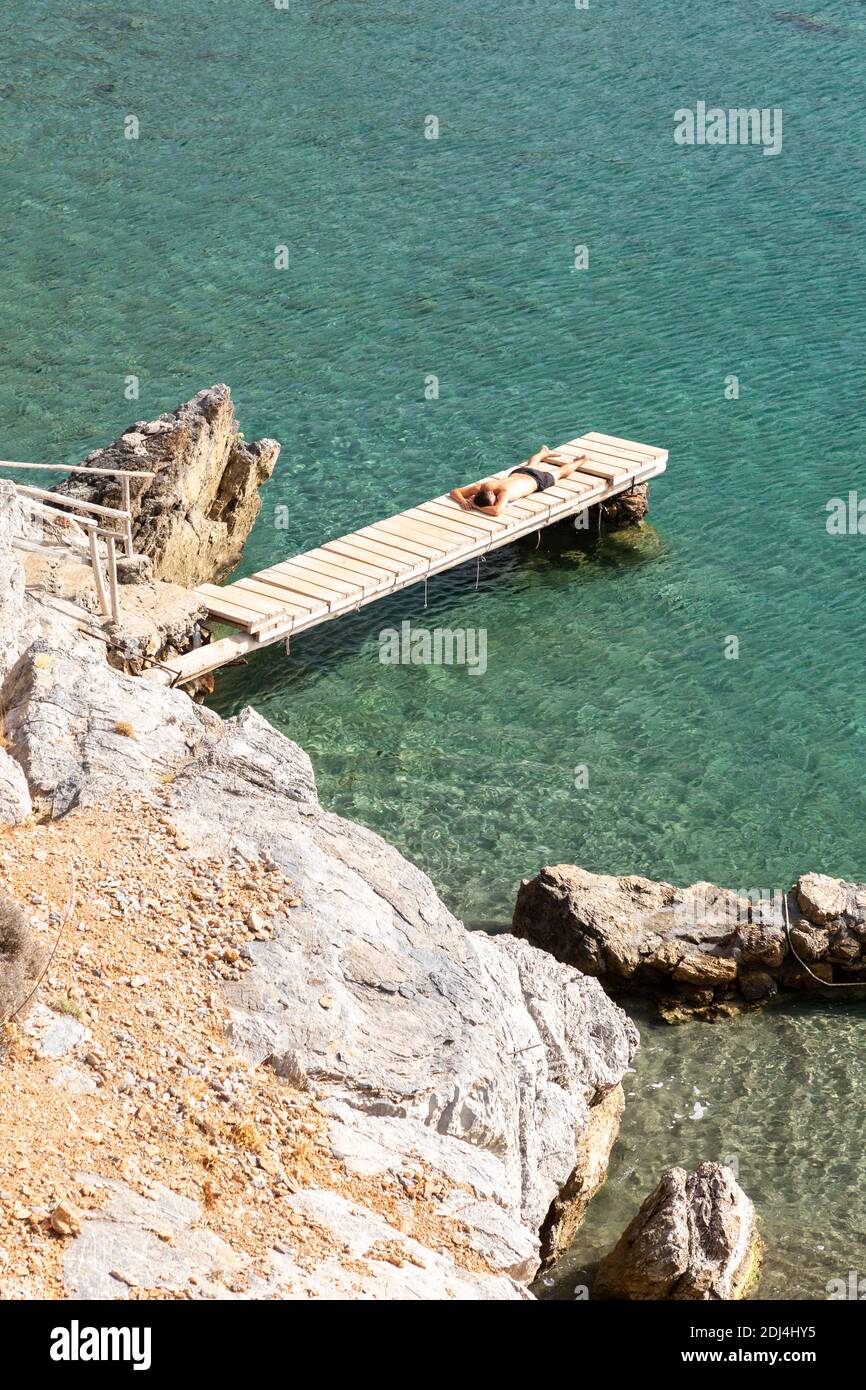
[52,385,279,587]
[594,1162,761,1300]
[513,864,866,1020]
[595,481,649,528]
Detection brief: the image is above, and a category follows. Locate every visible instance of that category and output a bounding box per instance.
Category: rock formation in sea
[513,864,866,1021]
[0,471,638,1298]
[594,1162,761,1300]
[596,480,649,527]
[52,384,279,588]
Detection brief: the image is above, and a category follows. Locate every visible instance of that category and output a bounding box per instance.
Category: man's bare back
[449,445,588,516]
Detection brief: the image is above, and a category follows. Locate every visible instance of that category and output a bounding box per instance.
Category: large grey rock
[53,386,279,587]
[263,1189,530,1300]
[0,642,636,1294]
[65,1176,248,1300]
[594,1161,761,1300]
[162,708,638,1278]
[540,1083,625,1266]
[64,1174,528,1301]
[0,482,36,683]
[1,637,222,815]
[22,1003,89,1059]
[513,864,866,1019]
[0,746,31,825]
[0,482,639,1295]
[796,872,848,925]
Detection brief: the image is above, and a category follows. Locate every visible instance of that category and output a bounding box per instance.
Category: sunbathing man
[449,445,588,516]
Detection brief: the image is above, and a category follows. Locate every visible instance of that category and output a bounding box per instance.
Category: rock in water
[594,1162,761,1300]
[598,482,649,527]
[52,385,279,587]
[513,863,866,1019]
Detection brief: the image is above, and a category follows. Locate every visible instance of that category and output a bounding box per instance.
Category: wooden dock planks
[161,431,667,680]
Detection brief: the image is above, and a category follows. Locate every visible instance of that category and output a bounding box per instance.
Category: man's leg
[527,445,552,468]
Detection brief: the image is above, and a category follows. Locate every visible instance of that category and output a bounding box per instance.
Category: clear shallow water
[539,999,866,1301]
[5,0,866,1296]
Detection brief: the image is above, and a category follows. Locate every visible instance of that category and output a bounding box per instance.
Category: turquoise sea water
[5,0,866,1297]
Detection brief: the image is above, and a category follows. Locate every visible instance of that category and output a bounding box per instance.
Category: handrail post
[88,529,112,619]
[105,535,121,625]
[121,475,133,556]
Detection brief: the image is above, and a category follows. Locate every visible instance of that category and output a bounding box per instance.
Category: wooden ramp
[156,431,667,685]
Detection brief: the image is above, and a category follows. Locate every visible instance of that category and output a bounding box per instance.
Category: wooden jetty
[150,430,667,685]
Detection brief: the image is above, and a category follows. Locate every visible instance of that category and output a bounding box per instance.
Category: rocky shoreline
[4,387,843,1301]
[514,865,866,1023]
[0,410,639,1299]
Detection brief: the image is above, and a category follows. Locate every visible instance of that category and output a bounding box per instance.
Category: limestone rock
[64,1175,248,1299]
[49,1202,82,1237]
[539,1083,625,1267]
[162,713,638,1276]
[22,1003,89,1058]
[594,1161,761,1300]
[597,482,649,527]
[736,921,785,966]
[789,923,829,963]
[797,872,848,925]
[50,1065,98,1095]
[52,385,279,587]
[267,1189,530,1300]
[514,864,866,1017]
[1,637,222,816]
[63,1167,529,1301]
[512,866,746,1011]
[0,747,31,825]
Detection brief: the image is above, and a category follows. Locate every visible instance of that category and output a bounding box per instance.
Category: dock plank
[424,499,511,534]
[405,506,495,542]
[323,537,417,575]
[364,517,452,555]
[282,554,373,594]
[585,430,663,457]
[256,565,348,603]
[234,581,330,614]
[307,545,400,584]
